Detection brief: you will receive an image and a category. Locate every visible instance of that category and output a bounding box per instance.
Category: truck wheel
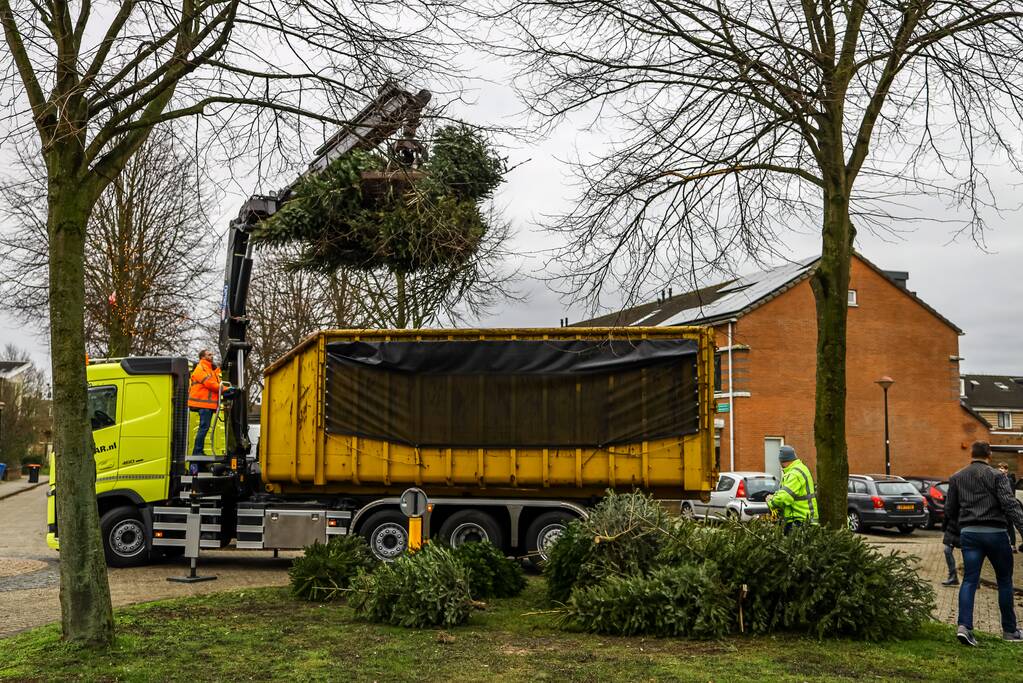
[100,506,151,568]
[360,510,409,561]
[526,511,575,564]
[439,510,503,550]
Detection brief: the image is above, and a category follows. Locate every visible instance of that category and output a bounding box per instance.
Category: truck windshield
[745,477,778,496]
[876,482,918,496]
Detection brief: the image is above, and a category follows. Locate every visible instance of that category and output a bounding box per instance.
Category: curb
[0,481,47,502]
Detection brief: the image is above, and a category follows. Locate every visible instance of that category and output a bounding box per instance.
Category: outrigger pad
[167,574,217,584]
[324,338,700,449]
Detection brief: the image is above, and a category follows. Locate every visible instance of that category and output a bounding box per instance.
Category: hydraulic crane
[216,82,431,477]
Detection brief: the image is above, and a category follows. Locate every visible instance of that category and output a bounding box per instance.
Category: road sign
[400,487,428,518]
[717,402,730,413]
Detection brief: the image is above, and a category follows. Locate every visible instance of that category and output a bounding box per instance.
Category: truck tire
[438,510,503,550]
[525,511,575,565]
[360,510,409,561]
[100,506,151,567]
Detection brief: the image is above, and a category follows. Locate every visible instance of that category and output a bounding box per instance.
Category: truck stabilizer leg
[167,498,217,583]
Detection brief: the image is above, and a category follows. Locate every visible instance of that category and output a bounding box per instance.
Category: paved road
[864,526,1023,635]
[0,486,296,638]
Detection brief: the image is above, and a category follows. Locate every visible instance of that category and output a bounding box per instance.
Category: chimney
[883,270,909,290]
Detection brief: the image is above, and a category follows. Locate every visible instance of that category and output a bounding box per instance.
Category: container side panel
[264,328,716,496]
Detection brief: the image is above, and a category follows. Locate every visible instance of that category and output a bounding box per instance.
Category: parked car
[681,472,779,522]
[901,476,946,529]
[847,474,928,534]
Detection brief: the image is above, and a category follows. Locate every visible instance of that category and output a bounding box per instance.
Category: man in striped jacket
[946,441,1023,646]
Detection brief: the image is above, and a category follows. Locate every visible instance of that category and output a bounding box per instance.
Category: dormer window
[996,382,1010,391]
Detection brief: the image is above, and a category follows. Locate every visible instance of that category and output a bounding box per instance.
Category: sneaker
[1003,630,1023,642]
[942,577,959,586]
[957,625,978,647]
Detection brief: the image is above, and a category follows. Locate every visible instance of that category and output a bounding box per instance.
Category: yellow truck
[49,326,717,565]
[46,85,716,566]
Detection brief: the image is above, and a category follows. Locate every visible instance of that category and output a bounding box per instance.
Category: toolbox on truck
[259,327,716,499]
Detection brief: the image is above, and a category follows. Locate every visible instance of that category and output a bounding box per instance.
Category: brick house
[577,253,990,480]
[962,375,1023,469]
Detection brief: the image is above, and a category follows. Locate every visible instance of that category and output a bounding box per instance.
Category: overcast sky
[1,54,1020,378]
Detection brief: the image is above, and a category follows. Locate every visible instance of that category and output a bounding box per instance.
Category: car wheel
[100,506,151,568]
[725,508,739,523]
[526,511,575,565]
[924,513,936,530]
[681,503,695,520]
[438,510,503,550]
[847,510,863,533]
[897,524,916,535]
[360,510,409,561]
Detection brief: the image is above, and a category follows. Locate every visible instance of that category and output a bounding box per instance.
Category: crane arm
[217,81,431,462]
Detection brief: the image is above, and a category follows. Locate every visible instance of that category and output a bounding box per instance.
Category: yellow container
[260,328,716,499]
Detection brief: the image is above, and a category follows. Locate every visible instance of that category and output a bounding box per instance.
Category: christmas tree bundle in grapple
[253,124,505,274]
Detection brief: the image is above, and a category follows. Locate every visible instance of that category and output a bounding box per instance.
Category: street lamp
[0,401,5,477]
[876,376,894,476]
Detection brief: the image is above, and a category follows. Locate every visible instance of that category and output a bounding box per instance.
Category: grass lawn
[0,578,1019,682]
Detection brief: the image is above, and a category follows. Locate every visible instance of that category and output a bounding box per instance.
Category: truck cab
[47,357,207,566]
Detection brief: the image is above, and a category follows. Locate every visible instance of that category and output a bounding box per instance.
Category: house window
[999,412,1013,430]
[847,289,858,306]
[714,354,722,392]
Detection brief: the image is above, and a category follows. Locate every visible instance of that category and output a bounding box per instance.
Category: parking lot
[1,484,1021,638]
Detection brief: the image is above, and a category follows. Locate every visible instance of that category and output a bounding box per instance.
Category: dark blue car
[847,474,928,534]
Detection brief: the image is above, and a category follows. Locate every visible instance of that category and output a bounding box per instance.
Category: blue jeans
[944,544,958,578]
[192,408,214,456]
[958,530,1017,633]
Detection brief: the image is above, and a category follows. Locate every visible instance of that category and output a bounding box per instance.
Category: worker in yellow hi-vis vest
[766,446,819,534]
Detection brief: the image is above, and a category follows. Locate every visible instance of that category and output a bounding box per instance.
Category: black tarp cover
[325,339,700,448]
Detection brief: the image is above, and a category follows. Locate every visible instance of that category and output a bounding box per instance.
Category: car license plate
[897,504,914,511]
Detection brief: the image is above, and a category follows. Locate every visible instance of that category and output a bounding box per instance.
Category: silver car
[681,471,780,522]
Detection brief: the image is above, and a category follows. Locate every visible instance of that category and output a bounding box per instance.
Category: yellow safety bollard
[408,515,423,552]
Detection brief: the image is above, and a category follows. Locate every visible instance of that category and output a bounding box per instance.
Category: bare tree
[349,213,519,328]
[0,345,49,471]
[501,0,1023,528]
[1,128,218,357]
[243,248,366,399]
[0,0,456,645]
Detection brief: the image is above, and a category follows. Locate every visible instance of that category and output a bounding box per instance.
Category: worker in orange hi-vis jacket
[188,349,227,457]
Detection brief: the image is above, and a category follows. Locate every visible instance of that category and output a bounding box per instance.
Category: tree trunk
[48,182,114,646]
[108,312,131,357]
[809,185,856,530]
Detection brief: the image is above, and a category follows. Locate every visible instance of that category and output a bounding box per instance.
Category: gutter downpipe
[727,319,736,472]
